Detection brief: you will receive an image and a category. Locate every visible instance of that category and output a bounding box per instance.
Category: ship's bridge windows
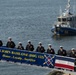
[58,18,67,22]
[62,18,66,22]
[58,18,61,22]
[67,18,72,21]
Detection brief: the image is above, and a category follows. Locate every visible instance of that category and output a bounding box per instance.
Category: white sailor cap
[48,44,51,46]
[18,42,22,45]
[71,48,75,50]
[8,37,12,40]
[27,40,31,43]
[38,42,42,45]
[60,46,63,48]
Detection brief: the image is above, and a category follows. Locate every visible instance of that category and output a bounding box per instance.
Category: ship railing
[60,24,70,27]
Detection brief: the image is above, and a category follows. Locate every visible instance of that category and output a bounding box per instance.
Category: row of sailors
[0,37,76,58]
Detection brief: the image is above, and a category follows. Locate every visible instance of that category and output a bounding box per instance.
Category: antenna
[66,0,71,14]
[73,5,75,14]
[60,6,62,16]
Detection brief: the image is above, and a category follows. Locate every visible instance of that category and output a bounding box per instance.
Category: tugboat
[51,0,76,36]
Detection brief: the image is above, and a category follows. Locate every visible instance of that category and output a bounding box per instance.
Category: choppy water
[0,0,76,75]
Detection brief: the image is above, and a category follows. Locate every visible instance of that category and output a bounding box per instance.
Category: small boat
[51,0,76,36]
[0,46,76,72]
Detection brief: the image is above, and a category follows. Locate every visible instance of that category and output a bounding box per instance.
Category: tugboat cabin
[57,13,76,28]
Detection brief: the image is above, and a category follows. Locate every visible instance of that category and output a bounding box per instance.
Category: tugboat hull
[51,27,76,36]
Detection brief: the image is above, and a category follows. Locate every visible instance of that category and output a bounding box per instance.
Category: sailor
[17,42,24,50]
[57,46,67,56]
[36,42,45,53]
[0,40,3,46]
[6,37,15,48]
[69,48,75,58]
[47,44,55,54]
[25,40,34,51]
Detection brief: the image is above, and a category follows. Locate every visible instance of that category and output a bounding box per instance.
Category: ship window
[62,18,66,21]
[67,18,72,21]
[58,18,61,22]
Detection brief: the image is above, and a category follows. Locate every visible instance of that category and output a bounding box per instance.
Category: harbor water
[0,0,76,75]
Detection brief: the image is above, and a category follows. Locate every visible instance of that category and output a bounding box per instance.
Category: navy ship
[51,0,76,36]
